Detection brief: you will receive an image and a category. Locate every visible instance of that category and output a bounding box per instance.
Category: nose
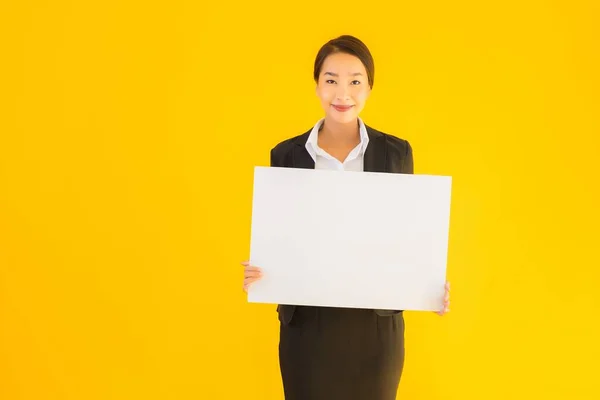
[335,85,350,101]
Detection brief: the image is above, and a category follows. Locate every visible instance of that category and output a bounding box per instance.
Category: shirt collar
[305,117,370,162]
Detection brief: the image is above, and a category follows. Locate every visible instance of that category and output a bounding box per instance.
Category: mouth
[332,104,354,112]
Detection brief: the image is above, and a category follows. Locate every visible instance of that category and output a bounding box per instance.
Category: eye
[351,80,361,85]
[326,79,336,84]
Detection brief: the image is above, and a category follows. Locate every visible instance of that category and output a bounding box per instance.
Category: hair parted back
[313,35,375,89]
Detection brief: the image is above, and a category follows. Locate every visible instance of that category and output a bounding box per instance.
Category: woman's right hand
[241,260,262,292]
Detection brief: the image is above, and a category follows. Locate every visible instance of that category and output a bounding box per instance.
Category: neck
[319,117,360,145]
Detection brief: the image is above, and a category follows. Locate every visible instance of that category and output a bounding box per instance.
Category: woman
[242,35,450,400]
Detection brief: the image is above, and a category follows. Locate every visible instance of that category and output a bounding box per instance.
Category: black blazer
[270,123,414,325]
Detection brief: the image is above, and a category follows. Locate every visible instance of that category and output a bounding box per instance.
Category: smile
[332,105,354,112]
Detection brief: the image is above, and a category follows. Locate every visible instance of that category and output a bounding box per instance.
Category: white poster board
[247,166,452,312]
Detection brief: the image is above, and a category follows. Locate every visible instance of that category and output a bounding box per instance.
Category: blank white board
[247,166,452,312]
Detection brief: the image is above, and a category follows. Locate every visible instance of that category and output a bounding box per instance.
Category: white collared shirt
[305,118,370,171]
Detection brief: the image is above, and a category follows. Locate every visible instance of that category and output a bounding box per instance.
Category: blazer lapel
[291,131,315,169]
[364,126,386,173]
[289,125,386,172]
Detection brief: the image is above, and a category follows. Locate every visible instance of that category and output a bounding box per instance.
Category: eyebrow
[324,72,363,77]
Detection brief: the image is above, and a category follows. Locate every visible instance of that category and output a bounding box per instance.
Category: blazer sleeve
[402,141,414,174]
[270,142,290,168]
[270,148,279,167]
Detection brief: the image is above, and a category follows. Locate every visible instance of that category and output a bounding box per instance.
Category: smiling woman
[241,35,450,400]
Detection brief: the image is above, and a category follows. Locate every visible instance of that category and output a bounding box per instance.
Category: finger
[244,276,261,286]
[245,269,262,276]
[243,280,258,293]
[241,261,250,266]
[244,271,262,279]
[244,267,262,274]
[436,301,450,315]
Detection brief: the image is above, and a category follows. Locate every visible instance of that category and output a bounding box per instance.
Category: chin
[327,112,359,124]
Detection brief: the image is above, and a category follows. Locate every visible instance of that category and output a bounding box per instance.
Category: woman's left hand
[435,281,450,316]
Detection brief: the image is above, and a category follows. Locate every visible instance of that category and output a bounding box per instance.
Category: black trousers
[278,306,405,400]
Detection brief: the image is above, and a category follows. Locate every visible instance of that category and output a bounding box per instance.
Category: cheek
[353,89,370,104]
[317,87,334,103]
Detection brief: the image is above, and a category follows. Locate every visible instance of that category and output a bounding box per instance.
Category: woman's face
[316,52,371,124]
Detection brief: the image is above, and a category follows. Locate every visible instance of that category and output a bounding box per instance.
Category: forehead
[320,52,367,74]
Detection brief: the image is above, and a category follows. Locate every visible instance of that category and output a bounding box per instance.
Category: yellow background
[1,1,599,399]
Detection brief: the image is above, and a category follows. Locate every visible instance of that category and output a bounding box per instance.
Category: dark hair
[313,35,375,89]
